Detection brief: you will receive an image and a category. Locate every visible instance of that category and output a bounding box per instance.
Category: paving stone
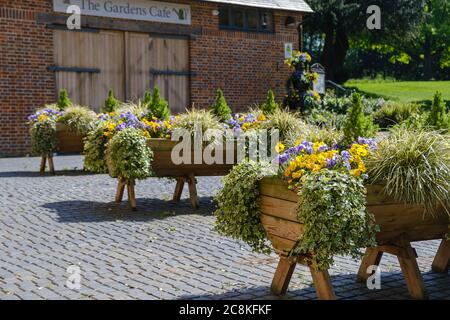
[0,155,449,300]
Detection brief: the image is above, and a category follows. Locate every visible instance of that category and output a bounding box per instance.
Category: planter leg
[309,263,336,300]
[115,178,126,203]
[187,174,198,209]
[40,156,47,173]
[432,239,450,273]
[357,248,384,283]
[396,237,428,300]
[47,155,55,175]
[173,178,185,202]
[271,255,296,295]
[127,179,137,211]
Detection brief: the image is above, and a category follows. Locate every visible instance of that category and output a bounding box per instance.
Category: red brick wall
[0,1,55,156]
[0,0,302,156]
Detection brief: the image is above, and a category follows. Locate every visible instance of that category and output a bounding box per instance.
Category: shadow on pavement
[0,170,94,178]
[42,196,215,223]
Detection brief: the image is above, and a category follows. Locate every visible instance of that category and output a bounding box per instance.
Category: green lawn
[344,80,450,105]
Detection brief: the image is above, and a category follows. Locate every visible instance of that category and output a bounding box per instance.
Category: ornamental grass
[366,128,450,215]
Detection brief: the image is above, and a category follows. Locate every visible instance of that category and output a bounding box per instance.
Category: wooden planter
[116,138,237,210]
[259,177,449,300]
[39,126,85,174]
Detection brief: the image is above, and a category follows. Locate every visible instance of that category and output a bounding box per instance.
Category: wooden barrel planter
[116,138,238,211]
[259,177,449,300]
[39,125,85,174]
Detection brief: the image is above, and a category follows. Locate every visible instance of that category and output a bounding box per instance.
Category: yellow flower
[108,112,116,117]
[257,113,267,122]
[37,114,48,122]
[275,142,285,153]
[143,131,150,138]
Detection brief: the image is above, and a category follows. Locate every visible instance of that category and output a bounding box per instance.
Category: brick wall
[0,1,55,156]
[0,0,302,156]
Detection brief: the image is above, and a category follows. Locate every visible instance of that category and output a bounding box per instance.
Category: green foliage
[106,128,153,180]
[83,123,109,173]
[214,161,275,254]
[172,108,222,134]
[56,89,72,110]
[148,87,170,120]
[58,105,97,135]
[262,109,307,146]
[373,102,421,129]
[142,91,153,109]
[260,90,279,115]
[366,128,450,215]
[30,119,57,155]
[292,170,378,270]
[343,93,377,144]
[427,91,450,131]
[210,89,232,122]
[101,89,120,113]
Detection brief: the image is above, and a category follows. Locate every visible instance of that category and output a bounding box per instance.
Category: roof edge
[199,1,314,13]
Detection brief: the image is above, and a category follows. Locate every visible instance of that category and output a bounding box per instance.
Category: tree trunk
[423,32,433,80]
[321,29,335,81]
[332,28,350,83]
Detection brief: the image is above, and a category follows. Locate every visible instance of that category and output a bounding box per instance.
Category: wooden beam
[432,239,450,273]
[271,255,296,295]
[357,248,384,282]
[36,13,202,37]
[40,156,46,174]
[173,178,185,202]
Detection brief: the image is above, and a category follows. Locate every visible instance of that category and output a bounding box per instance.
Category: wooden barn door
[53,30,189,113]
[53,30,125,111]
[127,34,190,114]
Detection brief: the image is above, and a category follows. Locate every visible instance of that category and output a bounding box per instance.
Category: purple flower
[326,155,339,168]
[341,150,351,161]
[357,137,377,151]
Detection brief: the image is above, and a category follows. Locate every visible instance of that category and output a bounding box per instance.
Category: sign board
[311,63,326,94]
[53,0,192,25]
[284,43,293,59]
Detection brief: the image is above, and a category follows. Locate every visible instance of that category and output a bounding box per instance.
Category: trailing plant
[58,105,97,135]
[101,89,120,113]
[28,108,62,155]
[342,93,378,145]
[373,102,421,129]
[172,108,222,134]
[148,87,170,120]
[56,89,72,110]
[292,170,378,270]
[211,89,232,122]
[105,128,153,180]
[214,161,275,254]
[83,122,110,173]
[260,90,279,115]
[366,128,450,215]
[427,91,450,131]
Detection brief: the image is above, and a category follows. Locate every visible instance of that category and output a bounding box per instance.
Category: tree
[149,87,170,120]
[260,90,279,115]
[56,89,72,110]
[210,89,232,121]
[428,91,450,130]
[304,0,424,82]
[101,89,120,113]
[343,93,377,144]
[142,91,153,109]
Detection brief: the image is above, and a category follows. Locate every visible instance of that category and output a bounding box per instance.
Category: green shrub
[366,128,450,215]
[211,89,232,122]
[214,161,275,254]
[142,91,153,109]
[30,119,57,155]
[58,105,97,135]
[373,102,421,129]
[101,89,120,113]
[342,93,377,144]
[292,170,378,270]
[427,91,450,131]
[148,87,170,120]
[56,89,72,110]
[83,123,109,173]
[172,108,222,134]
[260,90,279,115]
[105,128,153,180]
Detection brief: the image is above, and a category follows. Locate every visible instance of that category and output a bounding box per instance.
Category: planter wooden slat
[258,177,449,300]
[56,129,85,154]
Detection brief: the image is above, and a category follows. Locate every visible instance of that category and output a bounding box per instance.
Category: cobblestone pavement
[0,155,449,300]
